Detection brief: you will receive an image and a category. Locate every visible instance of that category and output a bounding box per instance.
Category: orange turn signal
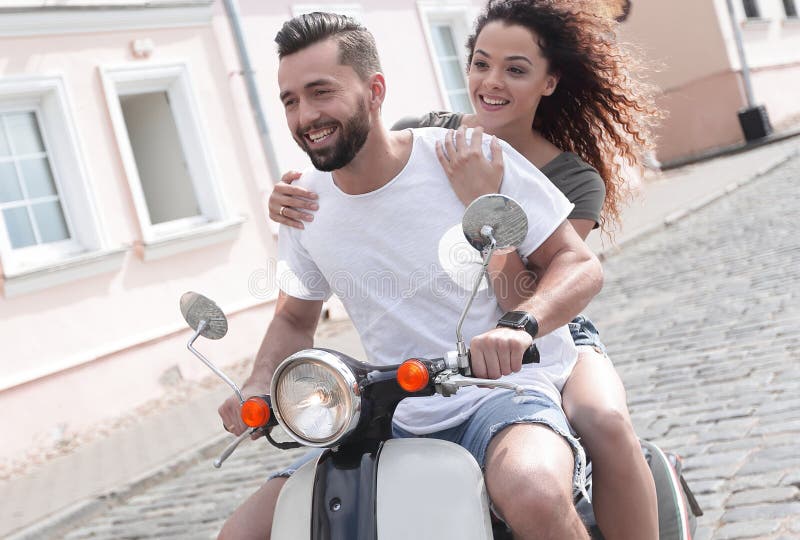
[397,359,430,392]
[241,397,271,428]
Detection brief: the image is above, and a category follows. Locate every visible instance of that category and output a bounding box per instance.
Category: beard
[295,101,370,172]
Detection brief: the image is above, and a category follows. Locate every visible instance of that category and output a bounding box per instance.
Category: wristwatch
[496,311,539,339]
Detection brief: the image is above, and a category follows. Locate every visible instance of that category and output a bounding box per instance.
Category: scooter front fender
[271,451,320,540]
[376,438,493,539]
[271,438,493,540]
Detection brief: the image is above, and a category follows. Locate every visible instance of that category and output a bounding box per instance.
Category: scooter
[180,194,702,539]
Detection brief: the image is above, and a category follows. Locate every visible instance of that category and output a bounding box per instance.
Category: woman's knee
[575,404,639,457]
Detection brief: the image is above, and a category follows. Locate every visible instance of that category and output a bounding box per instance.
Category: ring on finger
[279,206,287,218]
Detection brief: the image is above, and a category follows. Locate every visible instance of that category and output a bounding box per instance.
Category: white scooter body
[272,438,494,540]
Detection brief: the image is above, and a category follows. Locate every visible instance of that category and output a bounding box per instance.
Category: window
[119,91,201,226]
[784,0,798,18]
[101,63,237,258]
[0,111,72,251]
[742,0,761,18]
[418,3,475,114]
[0,76,112,293]
[428,23,472,113]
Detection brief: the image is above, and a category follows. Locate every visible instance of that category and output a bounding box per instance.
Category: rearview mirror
[180,292,228,340]
[462,194,527,254]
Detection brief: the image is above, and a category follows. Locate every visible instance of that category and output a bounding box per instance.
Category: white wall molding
[2,246,127,298]
[292,4,364,20]
[0,2,213,37]
[138,216,245,261]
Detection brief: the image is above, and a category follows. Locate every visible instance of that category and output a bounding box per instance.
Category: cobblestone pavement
[61,156,800,539]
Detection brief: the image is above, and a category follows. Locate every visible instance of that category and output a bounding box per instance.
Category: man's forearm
[245,312,317,392]
[518,249,603,337]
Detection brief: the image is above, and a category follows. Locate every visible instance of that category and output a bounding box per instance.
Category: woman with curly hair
[269,1,661,537]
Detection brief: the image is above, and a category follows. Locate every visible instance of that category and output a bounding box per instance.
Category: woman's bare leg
[218,477,287,540]
[562,349,658,540]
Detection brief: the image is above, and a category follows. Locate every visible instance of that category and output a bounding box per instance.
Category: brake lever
[214,429,253,468]
[436,373,525,397]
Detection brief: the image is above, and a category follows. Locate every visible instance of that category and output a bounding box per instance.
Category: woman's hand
[268,170,319,229]
[435,126,504,206]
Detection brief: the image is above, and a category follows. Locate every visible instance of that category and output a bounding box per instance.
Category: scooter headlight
[270,349,361,447]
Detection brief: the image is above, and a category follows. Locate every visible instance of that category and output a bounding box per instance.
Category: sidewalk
[3,133,799,540]
[586,134,800,256]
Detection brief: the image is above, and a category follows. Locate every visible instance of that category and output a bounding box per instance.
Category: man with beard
[217,12,602,540]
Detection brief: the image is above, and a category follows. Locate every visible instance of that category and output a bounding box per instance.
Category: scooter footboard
[376,438,493,540]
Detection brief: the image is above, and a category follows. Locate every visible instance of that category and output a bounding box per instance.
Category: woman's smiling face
[468,21,558,133]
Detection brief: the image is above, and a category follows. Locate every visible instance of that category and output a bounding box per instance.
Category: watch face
[497,311,538,339]
[500,311,529,327]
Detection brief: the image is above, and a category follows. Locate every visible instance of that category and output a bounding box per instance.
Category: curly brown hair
[467,0,662,232]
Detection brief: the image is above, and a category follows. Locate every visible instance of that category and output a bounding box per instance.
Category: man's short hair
[275,12,382,80]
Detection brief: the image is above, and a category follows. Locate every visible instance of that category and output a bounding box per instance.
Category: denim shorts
[270,389,587,498]
[569,314,606,354]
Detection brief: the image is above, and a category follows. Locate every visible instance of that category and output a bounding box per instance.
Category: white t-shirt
[277,127,577,434]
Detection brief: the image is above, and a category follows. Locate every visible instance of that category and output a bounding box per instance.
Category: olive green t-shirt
[391,111,605,227]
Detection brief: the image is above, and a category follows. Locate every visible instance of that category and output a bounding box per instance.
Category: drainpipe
[222,0,281,182]
[723,0,772,141]
[724,0,755,107]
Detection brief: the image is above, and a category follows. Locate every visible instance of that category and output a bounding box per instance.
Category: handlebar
[522,344,540,364]
[465,343,539,369]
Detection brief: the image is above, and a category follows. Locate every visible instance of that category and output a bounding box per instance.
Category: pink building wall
[0,15,282,462]
[0,0,474,466]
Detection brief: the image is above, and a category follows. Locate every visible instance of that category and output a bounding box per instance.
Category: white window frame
[0,107,77,259]
[100,62,241,260]
[417,1,477,113]
[0,75,121,296]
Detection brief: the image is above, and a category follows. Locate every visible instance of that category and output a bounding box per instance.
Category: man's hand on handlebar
[218,382,268,439]
[469,327,533,379]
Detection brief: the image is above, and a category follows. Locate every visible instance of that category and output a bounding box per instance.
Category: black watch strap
[496,310,539,339]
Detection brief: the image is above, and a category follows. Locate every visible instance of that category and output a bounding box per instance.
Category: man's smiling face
[278,38,371,171]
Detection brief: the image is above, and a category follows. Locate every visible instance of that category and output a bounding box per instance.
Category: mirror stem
[455,230,498,375]
[187,320,245,403]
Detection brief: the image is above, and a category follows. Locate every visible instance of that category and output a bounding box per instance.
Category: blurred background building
[0,0,798,467]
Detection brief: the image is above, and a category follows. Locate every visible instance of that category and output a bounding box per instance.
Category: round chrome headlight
[270,349,360,447]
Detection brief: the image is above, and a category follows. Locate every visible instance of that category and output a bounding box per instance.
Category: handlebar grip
[522,344,540,364]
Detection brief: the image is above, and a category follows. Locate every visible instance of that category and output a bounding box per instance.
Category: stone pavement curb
[6,433,230,540]
[595,146,800,262]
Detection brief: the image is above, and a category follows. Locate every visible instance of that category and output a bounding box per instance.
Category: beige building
[620,0,800,163]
